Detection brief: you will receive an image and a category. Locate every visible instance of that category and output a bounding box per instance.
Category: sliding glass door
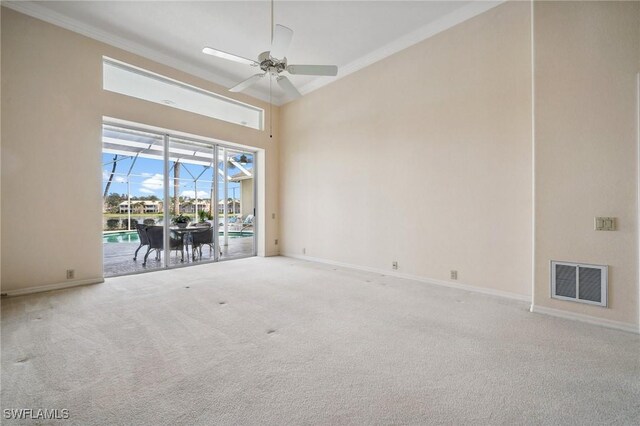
[218,148,256,259]
[168,137,218,265]
[102,126,166,275]
[102,123,256,277]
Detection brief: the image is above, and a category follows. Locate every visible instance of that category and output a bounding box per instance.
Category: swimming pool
[103,230,253,244]
[103,231,140,244]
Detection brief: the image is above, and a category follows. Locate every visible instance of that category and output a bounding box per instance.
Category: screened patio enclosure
[102,123,256,277]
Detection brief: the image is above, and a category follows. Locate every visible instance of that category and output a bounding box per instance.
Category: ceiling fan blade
[270,24,293,60]
[276,76,301,99]
[229,73,265,93]
[202,47,258,66]
[287,64,338,77]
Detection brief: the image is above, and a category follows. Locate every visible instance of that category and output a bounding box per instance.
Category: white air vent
[550,261,607,307]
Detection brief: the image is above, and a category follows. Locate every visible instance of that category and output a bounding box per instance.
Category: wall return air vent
[550,261,608,307]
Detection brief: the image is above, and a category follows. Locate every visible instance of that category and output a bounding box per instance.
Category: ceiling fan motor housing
[259,51,286,75]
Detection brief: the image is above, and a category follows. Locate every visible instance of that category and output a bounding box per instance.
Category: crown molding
[2,1,286,106]
[298,0,505,97]
[3,1,503,106]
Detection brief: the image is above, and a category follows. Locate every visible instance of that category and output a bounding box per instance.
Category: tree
[133,201,146,214]
[105,193,123,211]
[183,200,194,213]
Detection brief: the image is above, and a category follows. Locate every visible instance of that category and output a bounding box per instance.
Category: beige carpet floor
[1,256,639,425]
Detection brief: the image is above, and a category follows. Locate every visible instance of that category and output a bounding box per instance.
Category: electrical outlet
[272,213,276,219]
[392,261,398,270]
[274,239,278,245]
[66,269,75,280]
[302,248,306,255]
[450,270,458,280]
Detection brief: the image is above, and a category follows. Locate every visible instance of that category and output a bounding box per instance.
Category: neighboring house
[180,200,211,214]
[119,200,163,213]
[217,198,241,215]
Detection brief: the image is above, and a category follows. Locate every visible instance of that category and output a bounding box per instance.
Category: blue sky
[102,153,247,199]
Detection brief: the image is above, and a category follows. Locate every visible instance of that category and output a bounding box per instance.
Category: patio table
[171,226,210,261]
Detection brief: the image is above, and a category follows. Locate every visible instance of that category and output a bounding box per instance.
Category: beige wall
[280,2,533,297]
[533,1,640,326]
[1,8,280,293]
[3,2,638,329]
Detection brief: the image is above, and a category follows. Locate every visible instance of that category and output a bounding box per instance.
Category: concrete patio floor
[103,236,254,277]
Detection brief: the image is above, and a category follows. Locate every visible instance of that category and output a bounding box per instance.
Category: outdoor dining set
[133,223,219,266]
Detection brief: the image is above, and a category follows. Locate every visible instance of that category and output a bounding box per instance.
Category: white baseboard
[530,304,639,334]
[283,253,640,334]
[282,253,531,303]
[1,278,104,297]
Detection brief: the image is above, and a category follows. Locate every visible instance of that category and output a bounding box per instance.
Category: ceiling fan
[201,19,338,100]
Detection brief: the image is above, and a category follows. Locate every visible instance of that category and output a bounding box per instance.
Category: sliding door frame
[103,120,258,273]
[216,146,259,261]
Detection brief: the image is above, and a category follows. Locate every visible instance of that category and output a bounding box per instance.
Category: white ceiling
[7,1,501,105]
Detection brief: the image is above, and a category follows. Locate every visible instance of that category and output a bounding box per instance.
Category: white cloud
[102,171,127,183]
[181,190,209,199]
[140,174,164,192]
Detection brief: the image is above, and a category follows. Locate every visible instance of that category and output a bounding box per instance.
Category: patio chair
[193,222,212,228]
[142,226,184,266]
[133,224,150,261]
[222,216,238,231]
[220,216,239,229]
[191,225,221,258]
[241,214,254,233]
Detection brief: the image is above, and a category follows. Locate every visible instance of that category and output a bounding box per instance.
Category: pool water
[103,231,140,244]
[103,230,252,243]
